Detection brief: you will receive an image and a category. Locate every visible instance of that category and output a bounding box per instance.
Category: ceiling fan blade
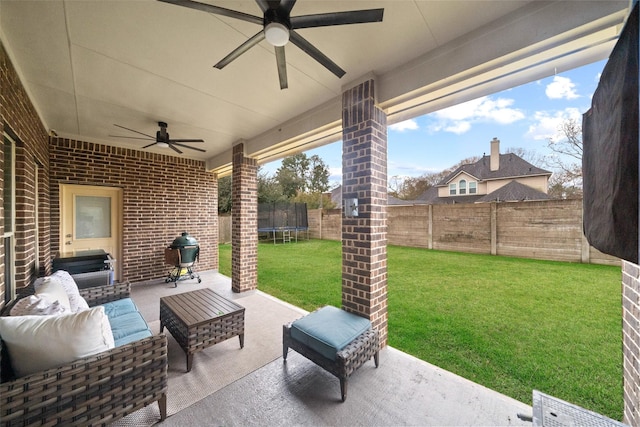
[291,9,384,29]
[169,139,205,143]
[254,0,269,13]
[214,31,266,69]
[109,135,154,141]
[281,0,296,13]
[158,0,262,25]
[275,46,288,90]
[172,142,207,153]
[113,124,155,139]
[142,142,157,149]
[289,31,345,78]
[167,143,183,154]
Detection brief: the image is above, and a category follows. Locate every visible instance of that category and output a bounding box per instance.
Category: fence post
[428,204,433,250]
[491,202,497,255]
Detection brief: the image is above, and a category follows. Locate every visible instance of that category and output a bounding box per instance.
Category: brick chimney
[490,137,500,171]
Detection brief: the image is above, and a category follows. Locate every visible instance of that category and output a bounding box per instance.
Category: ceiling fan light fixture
[265,22,289,46]
[157,141,170,148]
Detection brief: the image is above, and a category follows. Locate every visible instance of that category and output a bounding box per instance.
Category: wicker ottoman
[282,306,379,402]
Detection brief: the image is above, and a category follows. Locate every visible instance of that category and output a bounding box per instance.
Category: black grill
[164,232,201,286]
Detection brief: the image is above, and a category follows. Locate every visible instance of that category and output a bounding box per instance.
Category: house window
[469,182,477,194]
[459,179,467,195]
[449,183,456,195]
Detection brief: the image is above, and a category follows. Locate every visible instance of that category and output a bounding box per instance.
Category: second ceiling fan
[158,0,384,89]
[111,122,205,154]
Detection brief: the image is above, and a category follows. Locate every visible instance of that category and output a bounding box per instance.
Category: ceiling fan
[110,122,205,154]
[158,0,384,89]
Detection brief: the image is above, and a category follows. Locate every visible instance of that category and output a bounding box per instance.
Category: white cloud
[389,119,419,132]
[428,96,524,135]
[525,108,582,141]
[328,166,342,183]
[388,161,438,178]
[545,76,579,100]
[444,121,471,134]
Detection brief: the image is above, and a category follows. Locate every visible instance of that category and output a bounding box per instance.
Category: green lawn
[218,239,622,420]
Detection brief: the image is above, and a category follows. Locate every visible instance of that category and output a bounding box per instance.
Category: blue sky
[262,59,606,188]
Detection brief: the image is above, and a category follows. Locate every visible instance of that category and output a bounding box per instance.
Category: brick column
[231,142,258,293]
[341,79,388,347]
[623,260,640,426]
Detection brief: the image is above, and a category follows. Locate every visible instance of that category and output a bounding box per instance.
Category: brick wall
[49,138,218,283]
[341,79,388,346]
[623,260,640,426]
[0,41,51,307]
[231,143,257,292]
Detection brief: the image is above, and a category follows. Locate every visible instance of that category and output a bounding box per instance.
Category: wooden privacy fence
[306,199,619,265]
[219,199,618,265]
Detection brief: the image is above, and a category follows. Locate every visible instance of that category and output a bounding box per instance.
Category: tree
[292,191,336,209]
[257,170,287,205]
[217,167,287,214]
[217,175,232,214]
[308,154,331,194]
[275,153,330,197]
[276,153,308,197]
[544,118,583,198]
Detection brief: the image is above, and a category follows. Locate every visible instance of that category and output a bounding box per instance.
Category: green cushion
[290,306,371,361]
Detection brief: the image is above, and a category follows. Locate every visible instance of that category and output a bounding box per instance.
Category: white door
[60,184,122,280]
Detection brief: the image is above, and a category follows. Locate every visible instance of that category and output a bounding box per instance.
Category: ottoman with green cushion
[283,305,379,402]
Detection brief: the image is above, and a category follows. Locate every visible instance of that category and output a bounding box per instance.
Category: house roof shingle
[437,153,552,186]
[475,181,550,202]
[416,181,549,205]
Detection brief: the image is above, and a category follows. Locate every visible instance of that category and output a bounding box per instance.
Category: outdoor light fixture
[344,198,359,217]
[264,22,289,46]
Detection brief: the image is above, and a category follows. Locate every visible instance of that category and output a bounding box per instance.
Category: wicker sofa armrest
[0,334,168,426]
[79,281,130,306]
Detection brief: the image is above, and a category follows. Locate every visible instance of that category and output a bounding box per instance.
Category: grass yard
[218,239,623,420]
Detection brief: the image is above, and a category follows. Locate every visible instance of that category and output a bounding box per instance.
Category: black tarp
[582,2,639,263]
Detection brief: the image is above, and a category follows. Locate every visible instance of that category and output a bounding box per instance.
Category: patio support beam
[341,78,388,347]
[231,142,258,293]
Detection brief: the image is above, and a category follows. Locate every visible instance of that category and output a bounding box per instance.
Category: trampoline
[258,202,309,243]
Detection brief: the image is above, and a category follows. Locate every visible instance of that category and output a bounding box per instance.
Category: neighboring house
[418,137,552,204]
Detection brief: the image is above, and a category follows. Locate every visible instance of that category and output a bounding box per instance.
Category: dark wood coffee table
[160,288,245,372]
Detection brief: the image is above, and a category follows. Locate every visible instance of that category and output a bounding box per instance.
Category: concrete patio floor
[130,270,532,426]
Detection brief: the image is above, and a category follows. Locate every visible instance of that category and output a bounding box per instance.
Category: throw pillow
[49,271,90,312]
[0,306,115,378]
[9,294,68,316]
[34,276,71,312]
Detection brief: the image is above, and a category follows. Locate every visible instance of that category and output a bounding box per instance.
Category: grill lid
[170,232,198,248]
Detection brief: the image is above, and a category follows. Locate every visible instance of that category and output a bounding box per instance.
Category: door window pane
[76,196,111,238]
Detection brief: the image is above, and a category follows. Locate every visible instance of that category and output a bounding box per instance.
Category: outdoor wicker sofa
[0,281,168,426]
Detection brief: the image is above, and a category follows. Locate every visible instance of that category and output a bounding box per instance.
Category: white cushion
[9,294,68,316]
[34,271,90,313]
[33,276,71,312]
[0,306,115,378]
[51,270,90,312]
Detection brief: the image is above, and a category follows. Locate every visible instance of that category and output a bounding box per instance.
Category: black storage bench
[283,305,379,402]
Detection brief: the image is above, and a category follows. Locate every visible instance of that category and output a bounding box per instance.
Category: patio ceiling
[0,1,629,176]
